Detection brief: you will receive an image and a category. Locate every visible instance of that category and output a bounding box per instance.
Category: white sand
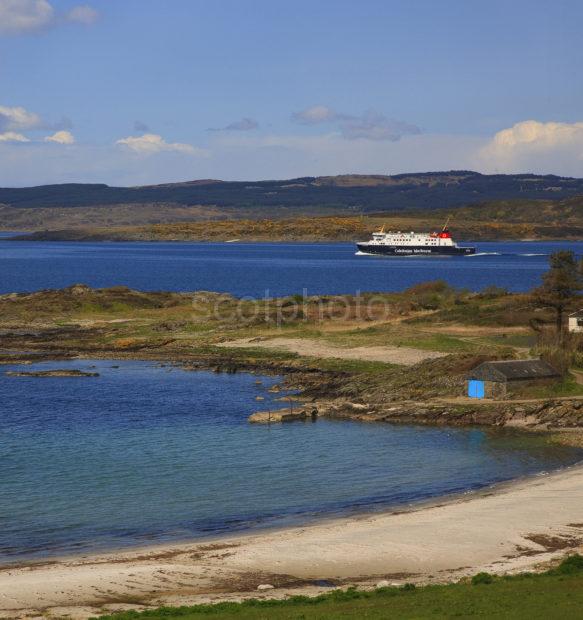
[2,464,583,618]
[218,337,445,365]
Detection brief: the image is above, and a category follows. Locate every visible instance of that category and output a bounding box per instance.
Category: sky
[1,0,583,186]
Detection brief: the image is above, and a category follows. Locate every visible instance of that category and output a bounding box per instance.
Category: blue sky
[1,0,583,185]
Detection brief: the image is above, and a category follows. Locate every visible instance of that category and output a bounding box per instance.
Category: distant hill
[449,195,583,224]
[2,171,583,231]
[1,171,582,210]
[17,195,583,242]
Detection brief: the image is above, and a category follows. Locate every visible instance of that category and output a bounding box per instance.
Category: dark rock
[5,369,99,378]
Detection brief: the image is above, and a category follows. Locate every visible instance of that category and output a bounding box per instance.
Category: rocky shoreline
[6,347,583,441]
[4,284,583,444]
[316,399,583,430]
[248,396,583,442]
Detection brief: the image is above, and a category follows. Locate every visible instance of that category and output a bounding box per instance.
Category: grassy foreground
[96,556,583,619]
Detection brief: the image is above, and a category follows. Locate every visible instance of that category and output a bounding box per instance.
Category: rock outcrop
[5,369,99,378]
[309,399,583,431]
[248,408,317,424]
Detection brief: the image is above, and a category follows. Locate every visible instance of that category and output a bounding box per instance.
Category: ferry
[356,218,475,257]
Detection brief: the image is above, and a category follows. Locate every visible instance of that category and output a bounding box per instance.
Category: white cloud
[0,104,75,145]
[479,120,583,175]
[65,4,98,24]
[0,105,42,131]
[44,130,75,144]
[291,105,338,125]
[0,0,98,35]
[0,130,486,186]
[0,142,216,186]
[5,119,583,186]
[489,120,583,150]
[0,0,53,34]
[291,105,421,141]
[0,131,30,143]
[116,133,207,156]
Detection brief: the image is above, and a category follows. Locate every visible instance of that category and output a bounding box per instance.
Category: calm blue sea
[1,239,583,296]
[0,359,582,562]
[2,240,583,561]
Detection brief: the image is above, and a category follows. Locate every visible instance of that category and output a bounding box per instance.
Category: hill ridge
[2,171,583,232]
[1,171,583,212]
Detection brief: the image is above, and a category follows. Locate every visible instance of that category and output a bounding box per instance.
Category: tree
[533,251,583,343]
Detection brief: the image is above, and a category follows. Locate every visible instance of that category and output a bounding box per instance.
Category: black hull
[357,244,475,256]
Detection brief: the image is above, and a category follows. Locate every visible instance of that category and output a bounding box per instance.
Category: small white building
[568,310,583,333]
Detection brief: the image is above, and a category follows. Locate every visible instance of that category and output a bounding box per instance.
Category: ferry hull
[357,244,475,256]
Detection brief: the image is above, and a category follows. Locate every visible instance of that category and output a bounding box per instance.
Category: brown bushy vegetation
[0,284,188,320]
[11,194,583,240]
[534,330,583,375]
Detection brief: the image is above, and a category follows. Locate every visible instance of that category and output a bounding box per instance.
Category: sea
[1,359,581,562]
[1,238,583,296]
[1,238,583,562]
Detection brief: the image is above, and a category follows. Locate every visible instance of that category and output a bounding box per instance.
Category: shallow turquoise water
[1,359,582,563]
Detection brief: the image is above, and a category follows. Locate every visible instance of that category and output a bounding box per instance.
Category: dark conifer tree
[533,251,583,343]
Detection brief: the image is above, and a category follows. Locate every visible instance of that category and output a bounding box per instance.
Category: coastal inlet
[1,359,582,562]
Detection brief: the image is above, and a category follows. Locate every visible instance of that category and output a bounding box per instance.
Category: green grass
[479,333,537,349]
[302,357,395,374]
[516,373,583,398]
[316,326,478,354]
[394,333,476,353]
[77,301,135,314]
[548,374,583,397]
[96,555,583,620]
[178,323,216,334]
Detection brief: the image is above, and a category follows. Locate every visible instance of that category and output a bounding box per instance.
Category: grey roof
[468,359,560,382]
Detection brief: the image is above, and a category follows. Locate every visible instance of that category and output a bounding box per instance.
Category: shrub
[405,280,451,296]
[537,345,574,376]
[327,586,364,601]
[479,285,509,299]
[472,572,494,585]
[554,554,583,575]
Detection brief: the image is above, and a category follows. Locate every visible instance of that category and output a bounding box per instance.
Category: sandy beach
[2,463,583,619]
[218,336,446,365]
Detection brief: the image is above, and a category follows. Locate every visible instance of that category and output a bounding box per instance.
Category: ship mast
[441,215,451,231]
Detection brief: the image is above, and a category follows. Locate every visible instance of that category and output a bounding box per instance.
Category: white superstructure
[366,228,455,248]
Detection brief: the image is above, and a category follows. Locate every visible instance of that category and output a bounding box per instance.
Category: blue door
[468,380,485,399]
